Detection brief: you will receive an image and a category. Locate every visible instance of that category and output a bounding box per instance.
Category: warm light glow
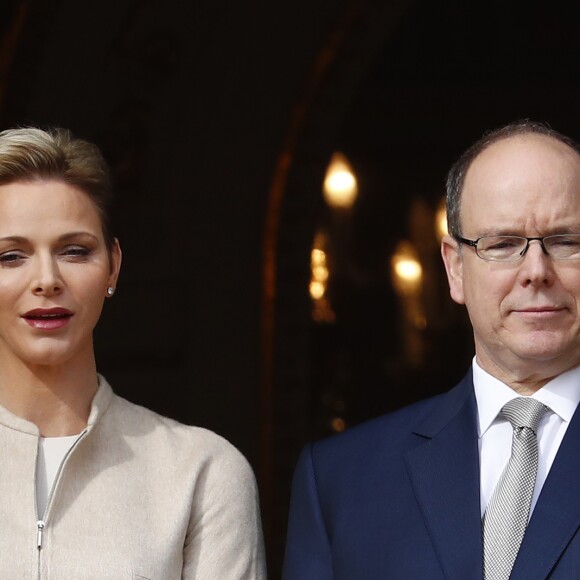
[310,232,336,322]
[312,248,323,262]
[310,247,330,299]
[323,152,358,208]
[312,265,329,282]
[394,259,422,283]
[435,198,448,240]
[331,417,346,432]
[311,248,326,267]
[309,280,325,300]
[391,241,423,296]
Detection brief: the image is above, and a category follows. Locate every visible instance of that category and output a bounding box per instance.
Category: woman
[0,127,266,578]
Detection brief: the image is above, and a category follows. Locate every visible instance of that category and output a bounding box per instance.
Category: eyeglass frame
[454,233,580,262]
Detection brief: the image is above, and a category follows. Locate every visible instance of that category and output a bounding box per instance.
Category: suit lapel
[510,402,580,579]
[405,372,483,580]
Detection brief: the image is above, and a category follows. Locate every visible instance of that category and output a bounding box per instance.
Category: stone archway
[260,0,415,571]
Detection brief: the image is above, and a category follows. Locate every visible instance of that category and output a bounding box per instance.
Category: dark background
[1,1,579,576]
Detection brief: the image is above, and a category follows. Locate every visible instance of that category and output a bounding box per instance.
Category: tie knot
[501,397,548,433]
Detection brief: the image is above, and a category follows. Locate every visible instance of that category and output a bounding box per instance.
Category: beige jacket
[0,376,266,579]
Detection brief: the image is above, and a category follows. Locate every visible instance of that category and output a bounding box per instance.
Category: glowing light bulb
[394,258,422,283]
[391,241,423,296]
[323,152,358,208]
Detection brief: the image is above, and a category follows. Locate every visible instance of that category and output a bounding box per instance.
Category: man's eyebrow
[550,225,580,234]
[472,228,515,237]
[474,225,580,237]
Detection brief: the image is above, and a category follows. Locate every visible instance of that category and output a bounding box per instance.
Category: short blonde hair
[0,126,115,253]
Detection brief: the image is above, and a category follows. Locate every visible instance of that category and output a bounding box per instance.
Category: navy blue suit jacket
[282,371,580,579]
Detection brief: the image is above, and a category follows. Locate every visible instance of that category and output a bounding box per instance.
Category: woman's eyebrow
[0,235,27,244]
[58,231,100,242]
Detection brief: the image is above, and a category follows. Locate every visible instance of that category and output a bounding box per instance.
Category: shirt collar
[473,357,580,438]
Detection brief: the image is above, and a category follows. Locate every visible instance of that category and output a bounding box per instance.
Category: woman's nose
[31,256,63,296]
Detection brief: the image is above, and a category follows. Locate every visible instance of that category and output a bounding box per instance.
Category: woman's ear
[107,238,122,292]
[441,235,465,305]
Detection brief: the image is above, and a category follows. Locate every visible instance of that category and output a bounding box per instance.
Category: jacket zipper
[36,429,87,578]
[36,520,44,549]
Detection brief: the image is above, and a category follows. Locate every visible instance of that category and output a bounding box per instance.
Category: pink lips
[22,307,73,330]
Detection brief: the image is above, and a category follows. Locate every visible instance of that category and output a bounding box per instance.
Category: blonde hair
[0,126,115,253]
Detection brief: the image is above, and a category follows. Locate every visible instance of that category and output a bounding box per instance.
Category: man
[282,120,580,579]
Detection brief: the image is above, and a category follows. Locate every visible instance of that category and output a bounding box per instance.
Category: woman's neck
[0,360,98,436]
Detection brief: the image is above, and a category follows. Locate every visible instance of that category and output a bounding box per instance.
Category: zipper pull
[37,520,45,550]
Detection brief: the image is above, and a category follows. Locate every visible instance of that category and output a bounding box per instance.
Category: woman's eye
[0,252,25,266]
[61,246,91,259]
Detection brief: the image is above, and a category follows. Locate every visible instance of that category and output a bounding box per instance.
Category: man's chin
[508,343,580,373]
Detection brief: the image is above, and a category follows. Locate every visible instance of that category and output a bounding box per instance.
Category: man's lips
[511,306,566,317]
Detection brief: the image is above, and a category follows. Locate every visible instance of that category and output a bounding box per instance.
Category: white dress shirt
[473,357,580,518]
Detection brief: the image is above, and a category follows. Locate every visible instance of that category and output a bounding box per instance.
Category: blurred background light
[323,152,358,209]
[310,232,335,323]
[435,197,448,241]
[391,240,423,296]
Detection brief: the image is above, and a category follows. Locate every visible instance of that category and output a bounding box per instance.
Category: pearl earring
[107,286,115,297]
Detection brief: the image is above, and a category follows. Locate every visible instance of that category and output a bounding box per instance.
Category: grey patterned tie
[482,397,549,580]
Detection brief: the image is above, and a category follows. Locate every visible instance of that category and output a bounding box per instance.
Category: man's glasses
[455,234,580,262]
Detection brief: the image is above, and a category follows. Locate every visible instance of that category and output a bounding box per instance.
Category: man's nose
[518,239,555,286]
[522,237,550,257]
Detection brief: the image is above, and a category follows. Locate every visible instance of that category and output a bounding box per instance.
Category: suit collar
[510,399,580,578]
[412,368,475,438]
[405,371,484,579]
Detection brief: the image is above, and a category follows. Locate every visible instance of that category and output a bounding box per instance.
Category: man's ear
[441,235,465,305]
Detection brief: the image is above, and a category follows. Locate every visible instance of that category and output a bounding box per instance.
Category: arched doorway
[263,0,580,574]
